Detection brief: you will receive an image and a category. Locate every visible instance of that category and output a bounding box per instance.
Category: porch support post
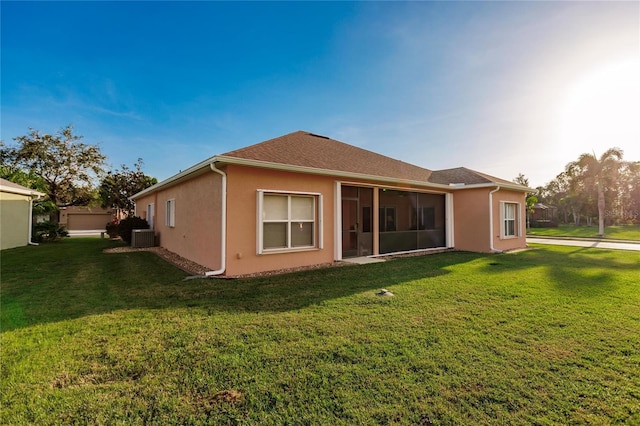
[334,181,342,261]
[446,192,454,248]
[373,187,380,255]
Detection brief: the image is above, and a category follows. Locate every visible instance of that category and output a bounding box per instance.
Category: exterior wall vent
[131,229,156,248]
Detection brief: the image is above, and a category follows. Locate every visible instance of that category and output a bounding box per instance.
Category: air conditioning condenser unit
[131,229,156,248]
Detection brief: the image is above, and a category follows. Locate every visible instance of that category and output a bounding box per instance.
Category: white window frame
[147,203,154,229]
[501,202,519,238]
[166,199,175,228]
[257,190,323,254]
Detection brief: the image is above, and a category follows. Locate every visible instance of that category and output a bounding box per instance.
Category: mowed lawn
[1,240,639,425]
[528,224,640,241]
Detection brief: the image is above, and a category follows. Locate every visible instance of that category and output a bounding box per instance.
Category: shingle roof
[428,167,520,187]
[132,130,528,200]
[222,131,433,183]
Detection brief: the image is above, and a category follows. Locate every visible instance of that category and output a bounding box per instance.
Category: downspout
[205,162,227,276]
[489,186,502,253]
[28,197,39,246]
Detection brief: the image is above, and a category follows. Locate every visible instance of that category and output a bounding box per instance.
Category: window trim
[166,199,175,228]
[257,190,323,254]
[500,201,519,239]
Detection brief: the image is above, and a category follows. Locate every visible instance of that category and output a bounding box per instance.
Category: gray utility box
[131,229,156,248]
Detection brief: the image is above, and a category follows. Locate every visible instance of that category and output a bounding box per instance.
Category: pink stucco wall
[224,165,336,276]
[135,171,223,271]
[453,187,527,253]
[492,188,528,252]
[453,187,492,252]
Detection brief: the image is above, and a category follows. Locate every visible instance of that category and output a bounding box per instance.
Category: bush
[117,216,149,244]
[32,221,69,242]
[105,221,119,239]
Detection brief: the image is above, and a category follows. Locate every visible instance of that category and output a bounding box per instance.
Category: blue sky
[2,1,638,188]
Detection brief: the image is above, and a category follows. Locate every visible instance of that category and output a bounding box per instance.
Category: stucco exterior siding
[0,192,31,250]
[491,188,527,252]
[452,187,493,252]
[136,171,223,271]
[225,165,336,276]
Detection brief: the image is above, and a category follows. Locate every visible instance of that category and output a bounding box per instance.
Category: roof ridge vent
[307,132,330,139]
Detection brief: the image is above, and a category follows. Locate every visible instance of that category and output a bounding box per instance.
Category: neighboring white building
[0,178,44,250]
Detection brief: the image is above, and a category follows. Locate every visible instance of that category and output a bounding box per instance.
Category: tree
[567,148,623,236]
[617,161,640,224]
[513,173,538,231]
[1,126,106,221]
[0,165,57,217]
[99,158,158,217]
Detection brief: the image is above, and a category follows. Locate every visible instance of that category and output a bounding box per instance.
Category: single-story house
[0,178,44,250]
[59,206,115,236]
[131,131,529,276]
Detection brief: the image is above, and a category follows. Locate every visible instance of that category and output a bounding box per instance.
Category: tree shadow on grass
[481,245,639,297]
[0,240,484,331]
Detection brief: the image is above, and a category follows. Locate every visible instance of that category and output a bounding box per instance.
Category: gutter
[28,198,39,246]
[489,186,502,253]
[204,162,227,276]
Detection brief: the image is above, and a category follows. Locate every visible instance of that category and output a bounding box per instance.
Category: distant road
[527,237,640,251]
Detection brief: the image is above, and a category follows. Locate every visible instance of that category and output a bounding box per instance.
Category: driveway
[527,237,640,251]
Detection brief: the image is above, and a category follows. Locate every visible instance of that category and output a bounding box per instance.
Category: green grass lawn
[528,224,640,241]
[2,239,639,425]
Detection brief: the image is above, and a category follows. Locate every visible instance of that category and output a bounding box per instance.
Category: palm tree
[568,148,623,236]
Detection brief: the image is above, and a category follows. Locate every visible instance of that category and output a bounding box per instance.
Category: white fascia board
[0,185,45,198]
[457,182,531,192]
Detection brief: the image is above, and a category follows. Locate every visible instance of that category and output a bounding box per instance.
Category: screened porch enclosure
[341,185,447,258]
[378,189,446,254]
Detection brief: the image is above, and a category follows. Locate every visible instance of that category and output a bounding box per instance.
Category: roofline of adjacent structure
[451,182,535,192]
[130,155,530,200]
[0,183,45,197]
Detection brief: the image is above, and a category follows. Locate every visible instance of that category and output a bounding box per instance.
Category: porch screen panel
[416,192,446,249]
[379,190,417,253]
[379,190,446,254]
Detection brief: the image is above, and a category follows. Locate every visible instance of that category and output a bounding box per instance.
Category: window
[258,191,322,253]
[166,199,175,227]
[147,203,154,228]
[502,202,518,238]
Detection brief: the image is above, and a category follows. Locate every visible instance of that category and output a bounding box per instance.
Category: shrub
[117,216,149,244]
[32,221,69,242]
[105,221,119,239]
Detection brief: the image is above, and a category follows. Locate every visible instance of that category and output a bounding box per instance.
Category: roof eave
[0,185,45,197]
[130,155,531,201]
[215,155,454,190]
[459,182,533,192]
